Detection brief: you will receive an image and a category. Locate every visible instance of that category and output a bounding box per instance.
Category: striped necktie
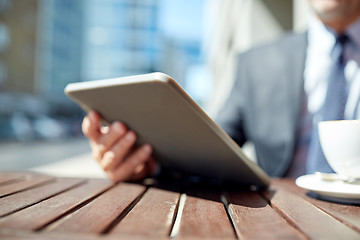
[306,34,349,174]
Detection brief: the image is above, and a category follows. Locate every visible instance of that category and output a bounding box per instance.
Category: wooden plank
[272,178,360,233]
[0,178,84,217]
[263,185,360,240]
[46,182,146,234]
[176,189,235,239]
[0,172,26,185]
[0,179,113,230]
[0,229,99,240]
[0,230,99,240]
[0,228,167,240]
[0,174,53,197]
[226,191,306,240]
[110,186,180,237]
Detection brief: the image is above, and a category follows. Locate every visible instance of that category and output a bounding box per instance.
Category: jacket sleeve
[214,54,248,147]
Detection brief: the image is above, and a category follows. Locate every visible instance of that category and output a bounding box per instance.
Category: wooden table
[0,172,359,239]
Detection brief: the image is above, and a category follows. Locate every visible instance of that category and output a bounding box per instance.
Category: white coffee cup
[318,120,360,179]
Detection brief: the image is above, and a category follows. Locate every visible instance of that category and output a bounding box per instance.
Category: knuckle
[102,152,116,170]
[130,152,147,168]
[92,150,101,162]
[136,152,148,163]
[118,137,135,150]
[97,143,107,154]
[91,145,105,162]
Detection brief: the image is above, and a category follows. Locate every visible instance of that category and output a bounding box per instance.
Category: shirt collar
[308,16,360,53]
[308,17,336,56]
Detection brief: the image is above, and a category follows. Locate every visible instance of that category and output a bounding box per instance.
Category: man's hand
[82,111,157,182]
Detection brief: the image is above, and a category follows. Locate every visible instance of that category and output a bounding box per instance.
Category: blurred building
[0,0,38,93]
[39,0,83,99]
[0,0,204,98]
[0,0,311,141]
[0,0,85,140]
[0,0,83,97]
[0,0,205,140]
[81,0,205,94]
[82,0,161,81]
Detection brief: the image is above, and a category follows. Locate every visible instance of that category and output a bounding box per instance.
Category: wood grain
[0,174,53,197]
[272,178,360,233]
[0,178,84,217]
[176,189,235,239]
[263,186,360,240]
[46,182,146,234]
[226,191,306,240]
[0,228,168,240]
[0,172,26,185]
[110,186,180,237]
[0,179,113,230]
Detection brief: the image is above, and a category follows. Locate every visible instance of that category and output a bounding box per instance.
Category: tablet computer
[65,72,270,187]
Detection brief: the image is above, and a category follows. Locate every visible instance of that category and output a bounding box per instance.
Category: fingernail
[125,132,135,141]
[113,122,125,135]
[142,144,152,154]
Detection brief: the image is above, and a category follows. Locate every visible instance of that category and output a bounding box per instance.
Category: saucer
[296,174,360,201]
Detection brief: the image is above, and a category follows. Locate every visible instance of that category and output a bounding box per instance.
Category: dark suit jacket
[216,32,308,177]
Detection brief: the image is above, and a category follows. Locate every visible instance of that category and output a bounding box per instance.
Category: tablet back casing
[65,73,270,187]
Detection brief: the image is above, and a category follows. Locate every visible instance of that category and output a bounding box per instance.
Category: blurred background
[0,0,311,173]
